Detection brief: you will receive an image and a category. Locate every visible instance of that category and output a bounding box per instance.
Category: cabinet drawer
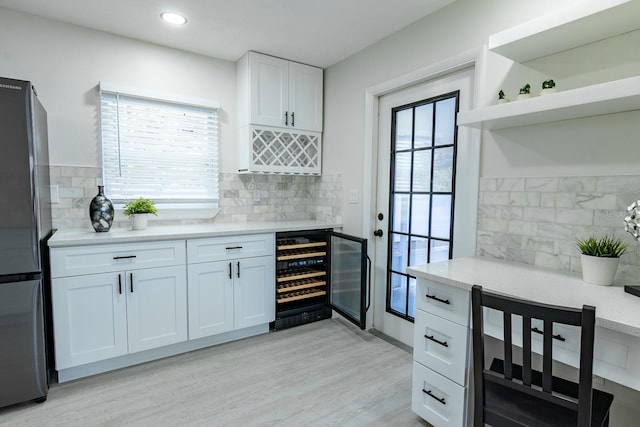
[414,309,469,386]
[187,233,275,263]
[412,361,466,427]
[416,278,470,327]
[51,240,186,278]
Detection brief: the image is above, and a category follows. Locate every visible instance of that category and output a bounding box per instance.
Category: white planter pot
[517,93,532,100]
[580,254,620,286]
[497,98,510,104]
[540,88,557,95]
[131,213,150,230]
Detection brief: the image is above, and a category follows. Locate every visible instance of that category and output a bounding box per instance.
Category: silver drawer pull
[423,389,446,405]
[425,334,449,348]
[113,255,137,260]
[426,294,450,305]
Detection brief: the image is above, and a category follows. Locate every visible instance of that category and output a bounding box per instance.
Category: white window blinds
[100,89,219,205]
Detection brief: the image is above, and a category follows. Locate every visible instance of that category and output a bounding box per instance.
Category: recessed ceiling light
[160,12,187,25]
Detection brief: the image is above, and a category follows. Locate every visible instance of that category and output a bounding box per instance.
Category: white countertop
[48,220,341,247]
[407,256,640,338]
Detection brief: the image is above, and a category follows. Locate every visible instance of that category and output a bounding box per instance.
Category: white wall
[322,0,640,235]
[0,8,237,172]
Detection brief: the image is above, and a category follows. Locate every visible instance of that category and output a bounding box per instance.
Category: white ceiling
[0,0,454,68]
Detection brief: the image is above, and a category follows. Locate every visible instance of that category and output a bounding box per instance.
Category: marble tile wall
[477,175,640,281]
[49,166,342,230]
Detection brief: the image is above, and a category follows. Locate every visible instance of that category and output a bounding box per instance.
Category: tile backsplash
[50,166,342,230]
[477,175,640,281]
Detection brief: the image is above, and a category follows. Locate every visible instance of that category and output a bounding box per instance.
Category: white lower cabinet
[187,234,275,339]
[51,240,188,371]
[52,265,187,370]
[412,278,471,427]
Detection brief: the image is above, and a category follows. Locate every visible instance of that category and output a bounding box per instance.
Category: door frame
[361,47,483,331]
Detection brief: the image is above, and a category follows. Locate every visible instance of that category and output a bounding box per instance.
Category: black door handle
[130,273,133,293]
[291,112,295,127]
[373,229,383,237]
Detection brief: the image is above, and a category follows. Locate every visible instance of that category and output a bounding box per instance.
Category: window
[387,92,458,320]
[99,85,219,209]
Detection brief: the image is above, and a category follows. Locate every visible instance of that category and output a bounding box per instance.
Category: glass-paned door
[387,92,459,320]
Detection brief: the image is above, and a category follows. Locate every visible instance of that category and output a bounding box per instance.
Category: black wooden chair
[471,285,614,427]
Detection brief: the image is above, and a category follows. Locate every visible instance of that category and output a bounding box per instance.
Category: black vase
[89,186,114,232]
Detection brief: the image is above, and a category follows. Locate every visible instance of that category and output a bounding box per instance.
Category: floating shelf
[457,75,640,130]
[489,0,640,62]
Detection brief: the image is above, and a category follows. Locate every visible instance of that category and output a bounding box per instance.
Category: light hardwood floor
[0,319,432,427]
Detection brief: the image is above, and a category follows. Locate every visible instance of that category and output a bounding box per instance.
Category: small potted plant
[517,83,531,100]
[541,79,556,95]
[576,234,627,286]
[497,89,510,104]
[123,197,158,230]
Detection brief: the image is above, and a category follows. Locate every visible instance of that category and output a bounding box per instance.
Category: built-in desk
[407,256,640,427]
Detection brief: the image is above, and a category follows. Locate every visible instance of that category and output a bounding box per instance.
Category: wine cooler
[273,229,369,330]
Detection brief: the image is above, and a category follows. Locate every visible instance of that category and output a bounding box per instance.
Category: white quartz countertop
[407,256,640,338]
[48,220,341,247]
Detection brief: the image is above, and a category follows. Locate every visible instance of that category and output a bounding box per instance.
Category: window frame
[98,82,221,218]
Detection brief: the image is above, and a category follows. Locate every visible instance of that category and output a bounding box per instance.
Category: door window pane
[433,147,454,192]
[395,109,413,151]
[414,104,433,149]
[431,195,452,239]
[390,233,408,274]
[430,240,450,263]
[392,194,410,233]
[412,149,432,192]
[435,97,456,146]
[387,92,458,321]
[394,152,411,192]
[410,195,430,236]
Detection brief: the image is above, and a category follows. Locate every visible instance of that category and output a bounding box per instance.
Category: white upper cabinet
[245,51,323,132]
[237,51,324,174]
[249,53,289,128]
[288,61,324,132]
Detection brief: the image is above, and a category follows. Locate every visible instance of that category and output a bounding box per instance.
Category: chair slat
[503,311,512,380]
[522,316,532,386]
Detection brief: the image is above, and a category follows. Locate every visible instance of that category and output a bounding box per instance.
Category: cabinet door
[187,261,234,339]
[52,273,127,369]
[234,255,275,329]
[249,53,289,128]
[126,265,188,353]
[288,61,323,132]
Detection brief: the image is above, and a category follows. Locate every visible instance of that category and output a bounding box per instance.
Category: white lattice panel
[249,126,321,174]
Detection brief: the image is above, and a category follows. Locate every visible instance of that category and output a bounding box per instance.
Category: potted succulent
[123,197,158,230]
[497,89,510,104]
[576,235,627,286]
[541,79,557,95]
[517,83,531,100]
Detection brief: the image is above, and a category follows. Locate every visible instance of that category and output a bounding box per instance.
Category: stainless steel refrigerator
[0,77,51,407]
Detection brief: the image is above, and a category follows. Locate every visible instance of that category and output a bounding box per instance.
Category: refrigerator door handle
[366,255,372,311]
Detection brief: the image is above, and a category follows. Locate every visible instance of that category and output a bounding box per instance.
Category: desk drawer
[412,361,466,427]
[414,309,469,386]
[51,240,186,278]
[416,278,470,327]
[187,233,274,263]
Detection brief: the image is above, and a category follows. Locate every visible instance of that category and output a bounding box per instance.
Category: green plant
[498,89,506,100]
[519,84,531,95]
[122,198,158,217]
[575,235,627,258]
[542,79,556,89]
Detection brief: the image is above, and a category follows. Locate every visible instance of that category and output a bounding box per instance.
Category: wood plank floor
[0,319,432,427]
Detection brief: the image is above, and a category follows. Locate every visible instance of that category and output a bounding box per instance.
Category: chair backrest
[471,284,596,426]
